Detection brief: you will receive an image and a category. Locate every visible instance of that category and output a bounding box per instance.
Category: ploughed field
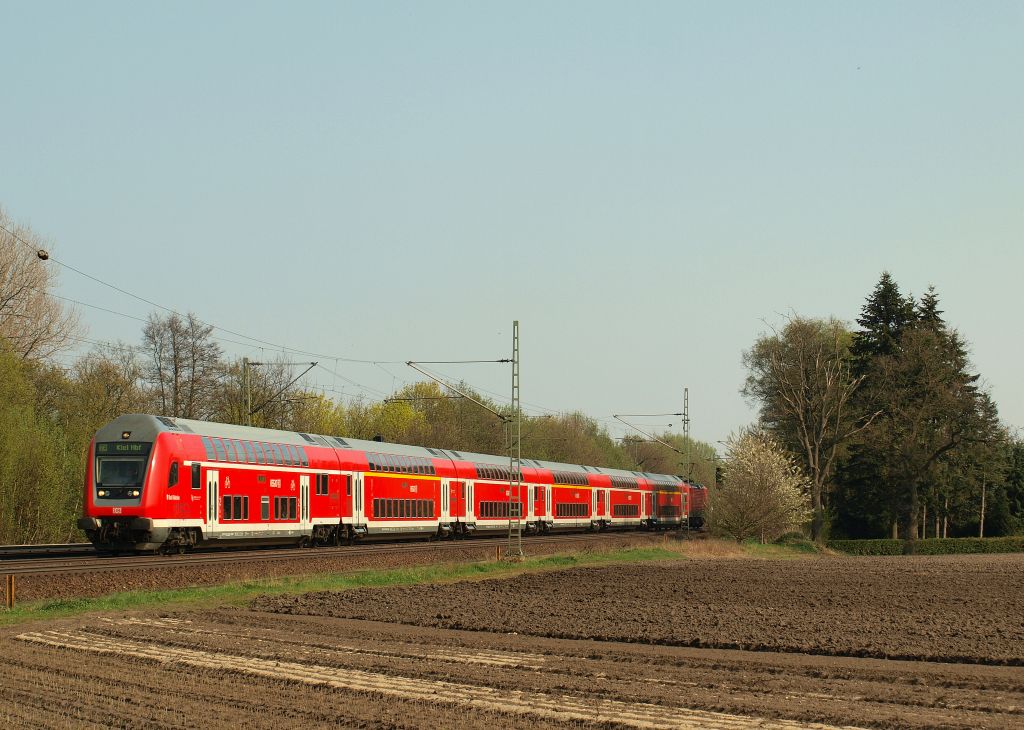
[258,553,1024,665]
[2,553,1022,729]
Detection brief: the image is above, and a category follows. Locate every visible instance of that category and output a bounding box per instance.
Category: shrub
[827,536,1024,556]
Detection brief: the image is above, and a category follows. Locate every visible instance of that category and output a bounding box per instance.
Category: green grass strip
[1,541,815,625]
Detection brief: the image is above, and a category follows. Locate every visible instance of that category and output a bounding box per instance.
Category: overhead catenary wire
[5,221,698,439]
[0,220,405,365]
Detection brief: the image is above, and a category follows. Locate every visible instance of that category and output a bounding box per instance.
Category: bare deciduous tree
[141,312,223,418]
[743,315,877,541]
[0,208,82,360]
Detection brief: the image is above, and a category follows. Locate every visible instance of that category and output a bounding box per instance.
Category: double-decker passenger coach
[79,414,694,553]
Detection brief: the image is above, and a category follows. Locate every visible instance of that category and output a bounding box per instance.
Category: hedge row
[827,536,1024,556]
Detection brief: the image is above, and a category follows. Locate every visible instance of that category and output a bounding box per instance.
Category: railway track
[0,531,670,577]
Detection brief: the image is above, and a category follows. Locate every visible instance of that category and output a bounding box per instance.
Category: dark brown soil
[3,553,1022,729]
[3,606,1022,729]
[254,553,1024,665]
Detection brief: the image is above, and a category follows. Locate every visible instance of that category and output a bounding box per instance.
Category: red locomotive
[78,414,698,553]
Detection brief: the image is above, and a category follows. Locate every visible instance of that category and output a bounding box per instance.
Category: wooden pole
[4,575,13,610]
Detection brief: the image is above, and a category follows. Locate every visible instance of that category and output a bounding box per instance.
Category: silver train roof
[107,415,682,484]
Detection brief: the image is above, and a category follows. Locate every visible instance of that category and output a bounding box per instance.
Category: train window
[273,497,280,520]
[252,442,266,464]
[242,441,256,463]
[224,440,237,463]
[269,444,282,465]
[212,437,227,461]
[233,495,243,520]
[345,475,352,496]
[372,498,379,517]
[280,445,292,466]
[201,436,216,460]
[299,447,309,467]
[385,500,391,518]
[191,463,201,489]
[222,495,232,520]
[243,496,249,520]
[168,462,179,488]
[261,496,270,520]
[286,444,298,466]
[289,497,297,520]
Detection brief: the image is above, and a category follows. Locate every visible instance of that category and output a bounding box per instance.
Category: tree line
[0,210,714,543]
[743,272,1023,542]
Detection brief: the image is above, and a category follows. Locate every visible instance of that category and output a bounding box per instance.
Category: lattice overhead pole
[505,320,524,560]
[683,387,691,479]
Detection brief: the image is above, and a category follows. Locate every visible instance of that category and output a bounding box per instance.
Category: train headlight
[98,490,106,497]
[132,490,140,497]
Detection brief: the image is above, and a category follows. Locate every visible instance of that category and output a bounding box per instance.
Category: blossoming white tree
[712,429,811,542]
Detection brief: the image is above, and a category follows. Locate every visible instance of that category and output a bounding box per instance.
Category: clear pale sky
[2,2,1022,445]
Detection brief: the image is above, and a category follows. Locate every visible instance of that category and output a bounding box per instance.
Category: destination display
[96,441,152,456]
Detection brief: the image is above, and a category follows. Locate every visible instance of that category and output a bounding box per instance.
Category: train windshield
[97,458,147,487]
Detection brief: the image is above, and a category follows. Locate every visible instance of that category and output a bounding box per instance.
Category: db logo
[225,476,231,489]
[112,507,122,514]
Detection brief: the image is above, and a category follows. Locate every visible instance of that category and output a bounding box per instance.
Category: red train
[78,414,702,553]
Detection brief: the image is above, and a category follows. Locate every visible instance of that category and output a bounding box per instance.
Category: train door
[300,475,310,530]
[206,469,220,535]
[353,474,364,526]
[545,486,552,518]
[466,481,475,521]
[527,485,534,520]
[604,489,611,518]
[592,489,598,518]
[440,479,450,522]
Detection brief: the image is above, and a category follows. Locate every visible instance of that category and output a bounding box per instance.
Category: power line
[4,222,691,434]
[0,219,406,365]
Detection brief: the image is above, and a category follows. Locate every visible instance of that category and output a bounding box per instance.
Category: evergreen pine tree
[834,273,917,537]
[849,271,917,378]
